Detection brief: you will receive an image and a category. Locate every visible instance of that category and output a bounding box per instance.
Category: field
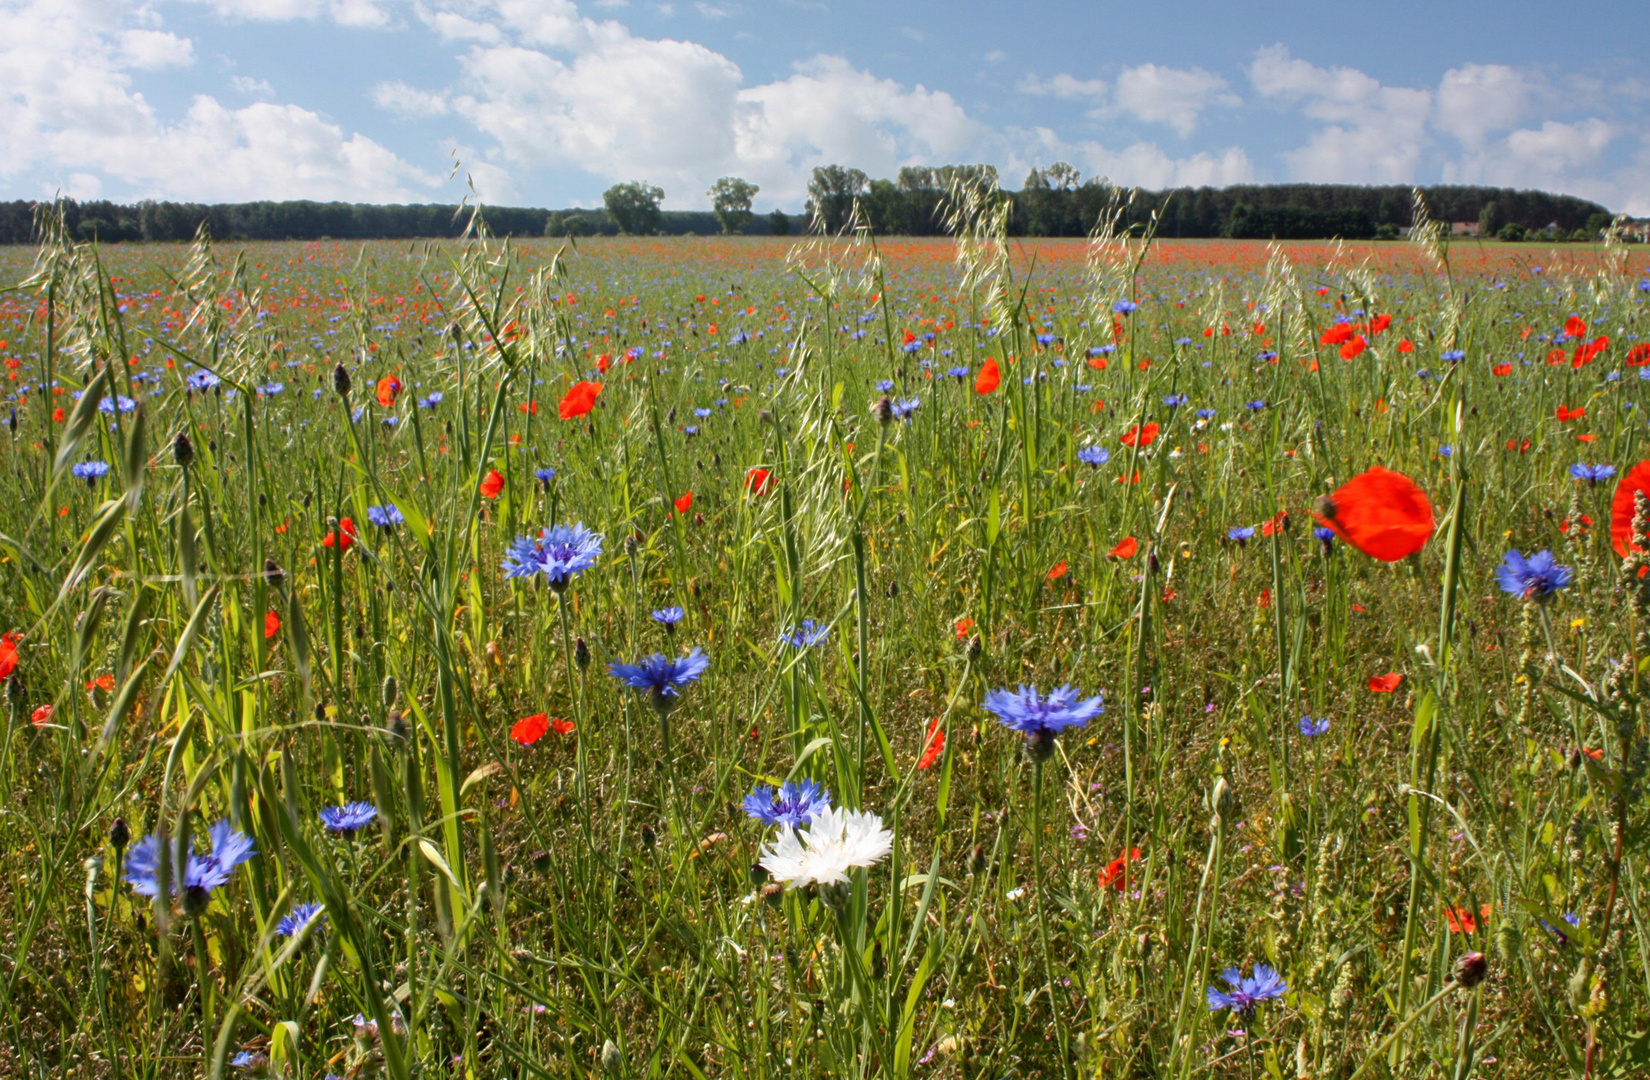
[1,213,1649,1080]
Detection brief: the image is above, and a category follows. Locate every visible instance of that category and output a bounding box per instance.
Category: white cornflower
[758,806,893,888]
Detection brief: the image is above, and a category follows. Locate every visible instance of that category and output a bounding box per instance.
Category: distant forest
[0,178,1617,246]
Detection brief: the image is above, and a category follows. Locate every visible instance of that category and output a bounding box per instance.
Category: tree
[768,210,790,236]
[863,179,909,235]
[806,165,868,232]
[1478,200,1501,238]
[602,181,665,235]
[707,177,759,235]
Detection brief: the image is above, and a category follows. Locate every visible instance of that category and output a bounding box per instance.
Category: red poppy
[559,380,603,420]
[1368,673,1403,693]
[1313,467,1433,562]
[321,517,358,550]
[1492,362,1512,376]
[551,717,576,736]
[745,467,773,496]
[1260,510,1288,537]
[917,718,945,770]
[1556,405,1585,422]
[1099,847,1144,891]
[264,611,281,640]
[1370,313,1392,334]
[512,713,550,745]
[1397,339,1415,353]
[1610,461,1650,557]
[954,617,975,640]
[0,632,18,680]
[29,704,53,727]
[1627,343,1650,367]
[1109,536,1139,559]
[1120,422,1159,448]
[1444,903,1491,934]
[375,375,401,407]
[1339,335,1367,360]
[1564,315,1587,339]
[517,399,539,414]
[87,673,115,693]
[975,357,1001,395]
[596,353,612,374]
[1319,323,1354,346]
[674,491,693,514]
[480,469,505,499]
[1047,561,1068,580]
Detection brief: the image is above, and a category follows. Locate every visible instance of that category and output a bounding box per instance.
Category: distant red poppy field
[2,216,1649,1077]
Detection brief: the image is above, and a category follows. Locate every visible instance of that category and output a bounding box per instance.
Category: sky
[5,0,1649,214]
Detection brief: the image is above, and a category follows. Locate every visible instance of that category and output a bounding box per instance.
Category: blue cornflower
[1570,463,1616,484]
[875,379,895,392]
[891,397,921,421]
[1113,299,1137,314]
[1438,445,1453,457]
[1312,525,1336,549]
[1194,408,1216,420]
[652,606,685,630]
[276,901,326,937]
[609,648,710,713]
[1035,332,1057,347]
[1244,400,1266,411]
[1495,549,1573,600]
[534,466,556,488]
[230,1051,267,1069]
[501,522,604,590]
[1299,716,1330,737]
[694,407,712,418]
[1089,344,1115,356]
[260,382,284,395]
[366,504,403,529]
[99,395,137,414]
[742,779,832,828]
[1163,393,1188,407]
[1639,280,1650,291]
[318,802,378,833]
[1206,964,1288,1016]
[1174,336,1193,347]
[683,425,699,436]
[784,619,831,649]
[72,460,110,481]
[1077,446,1110,467]
[946,365,969,379]
[1228,526,1256,543]
[124,819,257,900]
[186,371,220,392]
[420,391,443,408]
[983,684,1104,758]
[1441,349,1466,362]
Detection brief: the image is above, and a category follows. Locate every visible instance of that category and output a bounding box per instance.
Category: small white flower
[1005,886,1026,900]
[759,806,893,888]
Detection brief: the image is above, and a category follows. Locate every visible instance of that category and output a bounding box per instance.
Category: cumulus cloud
[1435,63,1532,146]
[1018,72,1107,101]
[1007,126,1255,189]
[1112,64,1239,136]
[0,0,435,201]
[176,0,392,27]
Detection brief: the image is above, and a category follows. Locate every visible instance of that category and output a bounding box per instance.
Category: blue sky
[5,0,1649,213]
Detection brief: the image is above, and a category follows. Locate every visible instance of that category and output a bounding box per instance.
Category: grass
[1,204,1649,1079]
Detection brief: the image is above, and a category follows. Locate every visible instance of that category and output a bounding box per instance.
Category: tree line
[0,170,1617,246]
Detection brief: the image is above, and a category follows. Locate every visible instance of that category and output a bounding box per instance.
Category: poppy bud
[168,429,192,469]
[264,557,283,588]
[109,816,130,853]
[1455,951,1488,988]
[871,395,894,425]
[333,363,352,398]
[574,637,590,670]
[313,701,326,723]
[601,1039,623,1075]
[887,579,899,599]
[1312,495,1337,521]
[381,675,398,709]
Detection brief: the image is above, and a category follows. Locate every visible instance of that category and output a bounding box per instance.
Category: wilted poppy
[480,469,506,499]
[559,380,603,420]
[1121,422,1159,448]
[512,713,550,745]
[917,718,945,769]
[1109,536,1139,559]
[975,358,1001,395]
[1368,673,1403,693]
[1313,467,1434,561]
[1610,461,1650,556]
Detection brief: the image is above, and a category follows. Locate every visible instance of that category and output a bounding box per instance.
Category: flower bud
[381,675,398,709]
[109,816,130,853]
[172,430,194,468]
[601,1038,623,1075]
[1455,950,1488,988]
[333,363,352,398]
[574,637,590,670]
[871,395,894,426]
[264,558,283,588]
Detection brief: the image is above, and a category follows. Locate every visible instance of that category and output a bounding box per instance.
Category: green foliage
[602,180,666,235]
[707,176,760,235]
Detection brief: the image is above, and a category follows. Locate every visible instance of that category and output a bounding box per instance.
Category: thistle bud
[871,395,894,426]
[109,816,130,853]
[1455,950,1488,989]
[574,637,590,670]
[264,557,283,588]
[333,363,352,398]
[173,430,194,468]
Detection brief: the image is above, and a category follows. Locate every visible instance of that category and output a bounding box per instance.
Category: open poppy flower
[975,357,1001,395]
[1313,467,1433,562]
[479,469,506,499]
[321,517,358,551]
[1556,405,1585,422]
[1610,461,1650,557]
[745,467,773,496]
[1099,847,1144,890]
[1339,335,1366,360]
[674,491,693,514]
[1319,323,1354,346]
[954,617,975,640]
[1627,343,1650,367]
[264,611,281,640]
[917,718,945,769]
[0,632,18,680]
[1368,673,1403,693]
[29,704,53,727]
[559,380,603,420]
[511,713,550,745]
[1564,315,1587,338]
[551,717,575,735]
[375,375,401,407]
[1109,536,1139,559]
[1121,422,1159,448]
[1047,561,1068,580]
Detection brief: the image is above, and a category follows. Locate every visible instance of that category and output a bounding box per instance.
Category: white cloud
[230,75,274,96]
[118,29,194,70]
[176,0,391,26]
[373,79,452,115]
[1112,64,1238,137]
[0,0,436,202]
[695,1,733,16]
[1248,44,1431,182]
[1435,63,1531,145]
[1018,72,1106,100]
[1008,126,1255,189]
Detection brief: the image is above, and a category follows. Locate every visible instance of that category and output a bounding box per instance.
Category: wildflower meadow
[4,194,1650,1079]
